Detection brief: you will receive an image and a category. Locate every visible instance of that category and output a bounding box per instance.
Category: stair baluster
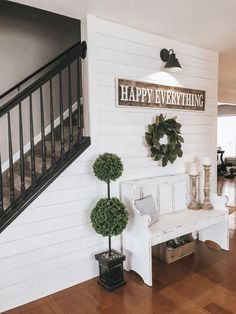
[59,72,65,157]
[77,57,82,142]
[7,112,15,205]
[68,64,73,149]
[49,79,56,164]
[40,87,47,173]
[19,102,25,193]
[79,57,84,138]
[0,153,4,215]
[29,94,36,183]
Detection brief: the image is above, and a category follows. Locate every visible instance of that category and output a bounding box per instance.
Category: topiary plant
[93,152,123,183]
[91,153,128,257]
[91,198,128,237]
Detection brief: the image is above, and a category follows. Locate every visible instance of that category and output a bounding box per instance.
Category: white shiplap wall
[0,15,218,312]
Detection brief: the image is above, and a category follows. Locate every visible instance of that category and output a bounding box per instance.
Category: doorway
[217,114,236,210]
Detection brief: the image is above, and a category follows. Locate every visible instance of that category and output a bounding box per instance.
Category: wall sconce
[160,48,182,72]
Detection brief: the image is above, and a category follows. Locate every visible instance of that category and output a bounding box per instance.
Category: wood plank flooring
[3,177,236,314]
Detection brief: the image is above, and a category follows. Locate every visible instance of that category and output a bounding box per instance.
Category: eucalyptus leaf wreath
[145,114,184,167]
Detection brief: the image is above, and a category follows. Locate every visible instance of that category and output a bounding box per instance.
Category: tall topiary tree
[90,153,128,257]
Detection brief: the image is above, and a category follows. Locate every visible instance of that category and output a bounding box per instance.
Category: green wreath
[145,114,184,167]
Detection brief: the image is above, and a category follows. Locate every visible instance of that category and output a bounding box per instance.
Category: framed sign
[117,79,205,111]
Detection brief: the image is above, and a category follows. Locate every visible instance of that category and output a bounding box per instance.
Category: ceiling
[10,0,236,104]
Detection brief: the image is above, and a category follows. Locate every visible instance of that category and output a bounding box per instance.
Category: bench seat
[121,174,229,287]
[150,208,227,245]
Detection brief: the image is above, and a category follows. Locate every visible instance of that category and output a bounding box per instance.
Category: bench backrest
[121,173,190,216]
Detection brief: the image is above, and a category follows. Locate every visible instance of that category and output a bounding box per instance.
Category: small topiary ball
[90,197,128,237]
[93,153,123,182]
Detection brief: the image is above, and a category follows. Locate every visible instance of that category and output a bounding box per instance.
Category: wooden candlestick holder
[201,165,213,210]
[188,175,201,210]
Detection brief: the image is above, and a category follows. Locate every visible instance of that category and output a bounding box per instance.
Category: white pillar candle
[189,162,199,176]
[203,157,212,166]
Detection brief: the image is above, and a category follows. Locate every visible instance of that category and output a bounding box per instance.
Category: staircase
[0,40,91,233]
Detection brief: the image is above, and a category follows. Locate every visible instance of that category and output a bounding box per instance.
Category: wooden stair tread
[63,112,78,126]
[34,126,78,158]
[34,140,70,158]
[26,155,51,174]
[54,125,78,141]
[14,173,32,191]
[2,184,21,209]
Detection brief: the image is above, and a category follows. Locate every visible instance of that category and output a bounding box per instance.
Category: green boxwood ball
[93,153,123,182]
[90,197,128,237]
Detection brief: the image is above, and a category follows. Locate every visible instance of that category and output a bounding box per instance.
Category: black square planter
[95,249,126,291]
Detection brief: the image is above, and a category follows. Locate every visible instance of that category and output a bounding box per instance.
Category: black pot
[95,249,126,291]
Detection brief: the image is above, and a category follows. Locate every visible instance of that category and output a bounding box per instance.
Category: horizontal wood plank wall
[0,15,218,312]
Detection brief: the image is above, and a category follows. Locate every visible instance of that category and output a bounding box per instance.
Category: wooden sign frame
[117,78,205,111]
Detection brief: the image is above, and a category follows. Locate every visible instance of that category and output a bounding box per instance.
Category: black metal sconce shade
[160,48,182,72]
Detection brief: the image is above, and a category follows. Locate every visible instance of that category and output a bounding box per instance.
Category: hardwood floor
[3,212,236,314]
[3,227,236,314]
[3,177,236,314]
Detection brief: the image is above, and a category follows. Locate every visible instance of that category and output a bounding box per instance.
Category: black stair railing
[0,41,90,233]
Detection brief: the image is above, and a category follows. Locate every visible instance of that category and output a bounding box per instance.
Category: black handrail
[0,41,86,101]
[0,41,87,118]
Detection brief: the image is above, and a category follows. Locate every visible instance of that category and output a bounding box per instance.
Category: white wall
[0,1,80,95]
[0,15,218,312]
[0,1,80,164]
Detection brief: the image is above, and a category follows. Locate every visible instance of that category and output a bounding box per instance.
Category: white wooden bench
[121,173,229,286]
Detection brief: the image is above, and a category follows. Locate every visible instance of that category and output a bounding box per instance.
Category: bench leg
[123,242,153,286]
[198,220,229,251]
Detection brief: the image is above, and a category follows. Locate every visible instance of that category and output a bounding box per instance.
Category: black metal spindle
[79,57,84,139]
[49,79,56,164]
[0,153,4,215]
[40,87,46,173]
[29,94,36,183]
[19,102,25,193]
[7,112,15,204]
[77,57,82,142]
[59,72,65,157]
[68,64,73,149]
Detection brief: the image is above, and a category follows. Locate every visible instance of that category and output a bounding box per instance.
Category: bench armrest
[211,192,228,211]
[136,212,151,226]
